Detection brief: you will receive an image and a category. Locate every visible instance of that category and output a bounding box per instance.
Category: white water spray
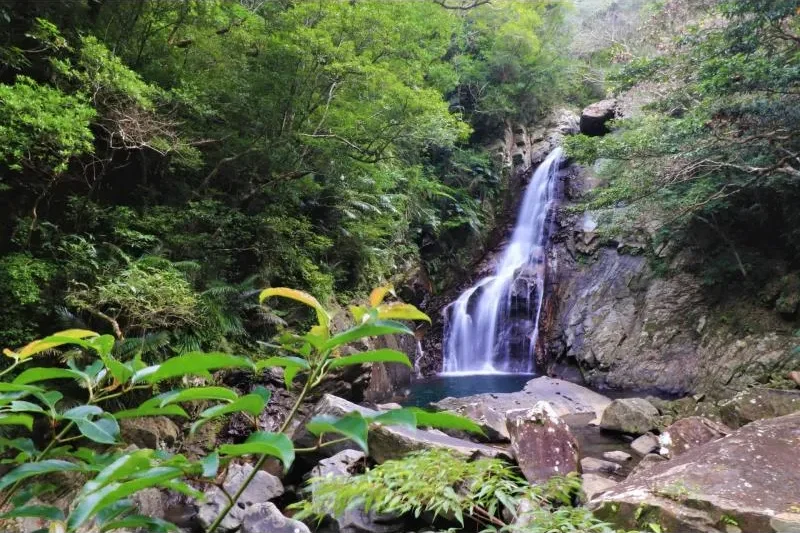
[442,147,563,374]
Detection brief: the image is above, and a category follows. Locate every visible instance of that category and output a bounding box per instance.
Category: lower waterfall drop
[442,147,564,374]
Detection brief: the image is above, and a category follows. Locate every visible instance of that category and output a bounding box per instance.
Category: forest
[0,0,798,532]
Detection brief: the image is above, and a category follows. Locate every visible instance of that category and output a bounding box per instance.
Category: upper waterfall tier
[442,147,563,374]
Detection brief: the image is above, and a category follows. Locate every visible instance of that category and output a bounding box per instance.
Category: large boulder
[295,394,510,463]
[719,388,800,428]
[506,402,579,483]
[119,416,180,449]
[591,412,800,533]
[432,377,611,429]
[580,99,617,136]
[580,457,621,475]
[582,474,618,502]
[240,502,310,533]
[659,416,730,458]
[198,463,285,532]
[600,398,659,435]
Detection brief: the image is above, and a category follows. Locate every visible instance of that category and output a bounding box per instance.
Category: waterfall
[442,147,563,375]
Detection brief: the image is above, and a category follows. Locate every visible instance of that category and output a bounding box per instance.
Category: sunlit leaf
[259,287,330,329]
[0,414,34,431]
[219,431,294,469]
[322,320,412,351]
[329,349,411,369]
[408,408,485,435]
[157,387,238,407]
[0,460,85,491]
[375,302,430,323]
[306,412,369,453]
[13,367,85,385]
[143,352,254,383]
[368,408,417,429]
[369,285,395,307]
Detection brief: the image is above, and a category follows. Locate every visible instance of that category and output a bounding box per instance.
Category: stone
[240,502,310,533]
[433,401,509,442]
[119,416,180,449]
[602,450,632,462]
[626,453,668,482]
[506,401,579,483]
[630,433,659,456]
[295,394,509,463]
[790,371,800,387]
[198,463,285,532]
[591,412,800,533]
[432,377,611,429]
[582,473,618,502]
[311,449,365,480]
[580,99,617,136]
[719,388,800,428]
[580,457,621,475]
[600,398,660,435]
[659,416,730,458]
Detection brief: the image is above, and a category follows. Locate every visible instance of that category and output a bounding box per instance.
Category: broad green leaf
[113,405,188,420]
[0,460,84,491]
[88,335,116,358]
[369,285,395,307]
[0,504,65,521]
[200,452,219,478]
[62,405,103,420]
[375,302,430,323]
[157,387,239,407]
[306,412,369,453]
[100,515,178,532]
[14,334,93,360]
[8,400,45,413]
[259,287,330,329]
[14,367,85,385]
[219,431,294,469]
[80,450,156,496]
[255,356,310,372]
[144,352,255,383]
[0,437,37,455]
[190,393,266,434]
[0,414,33,430]
[349,305,368,324]
[322,320,413,351]
[369,408,417,429]
[409,408,485,435]
[0,383,43,393]
[329,349,411,370]
[74,414,120,444]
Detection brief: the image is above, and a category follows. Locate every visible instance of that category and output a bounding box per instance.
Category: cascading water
[442,147,563,374]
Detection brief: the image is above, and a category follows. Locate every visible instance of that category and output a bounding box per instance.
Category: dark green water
[402,373,535,407]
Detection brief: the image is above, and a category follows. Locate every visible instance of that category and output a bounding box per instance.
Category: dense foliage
[0,0,578,350]
[565,0,800,289]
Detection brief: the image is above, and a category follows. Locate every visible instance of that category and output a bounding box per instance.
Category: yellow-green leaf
[375,303,430,323]
[369,285,395,307]
[259,287,330,329]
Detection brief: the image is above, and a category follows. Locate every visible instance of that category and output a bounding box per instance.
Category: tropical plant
[0,286,475,532]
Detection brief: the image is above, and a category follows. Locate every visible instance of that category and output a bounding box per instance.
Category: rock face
[543,164,797,396]
[295,394,509,462]
[580,457,621,475]
[119,416,180,449]
[240,502,310,533]
[719,388,800,428]
[591,412,800,533]
[506,402,579,483]
[659,416,730,458]
[600,398,659,435]
[579,99,617,136]
[582,474,618,502]
[198,463,284,532]
[630,433,659,456]
[432,377,611,430]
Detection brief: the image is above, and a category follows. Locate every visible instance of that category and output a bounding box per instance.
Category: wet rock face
[659,416,730,459]
[719,388,800,428]
[600,398,660,435]
[506,401,580,483]
[579,99,618,136]
[590,412,800,533]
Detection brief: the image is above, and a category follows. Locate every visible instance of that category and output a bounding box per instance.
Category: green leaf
[100,515,178,532]
[62,405,103,420]
[200,452,219,478]
[10,329,98,360]
[0,460,84,491]
[409,408,485,435]
[0,414,34,430]
[0,383,43,393]
[0,504,65,521]
[13,367,85,385]
[157,387,239,407]
[369,408,417,429]
[219,432,294,469]
[143,352,255,383]
[328,349,411,370]
[8,400,45,413]
[113,405,188,420]
[322,321,412,351]
[74,414,120,444]
[375,302,430,323]
[255,356,310,372]
[88,335,116,358]
[306,412,369,453]
[259,287,330,329]
[0,437,37,455]
[189,393,266,435]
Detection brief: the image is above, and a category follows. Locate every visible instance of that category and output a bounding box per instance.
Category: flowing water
[442,148,564,374]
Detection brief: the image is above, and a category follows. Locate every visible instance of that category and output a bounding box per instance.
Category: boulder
[630,433,659,456]
[580,457,621,475]
[433,401,509,442]
[580,99,617,136]
[602,450,632,462]
[506,402,579,483]
[582,474,618,502]
[198,463,284,532]
[719,388,800,428]
[240,502,310,533]
[659,416,730,458]
[591,412,800,533]
[295,394,509,463]
[600,398,660,435]
[311,449,365,480]
[119,416,180,449]
[626,453,668,482]
[432,377,611,428]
